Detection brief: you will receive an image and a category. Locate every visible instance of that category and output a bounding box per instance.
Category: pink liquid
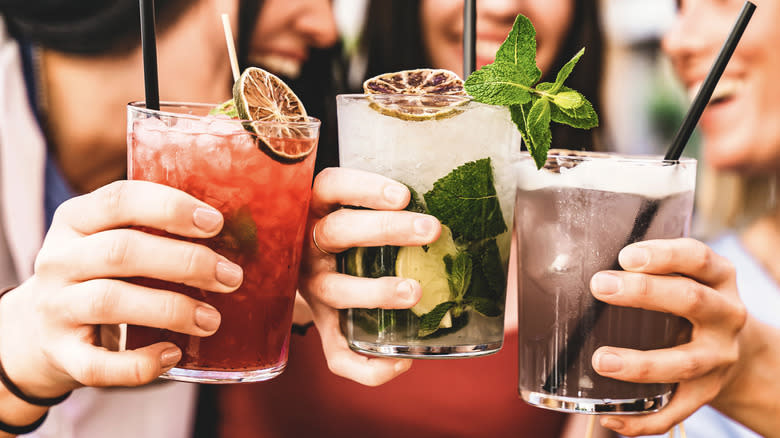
[126,114,317,372]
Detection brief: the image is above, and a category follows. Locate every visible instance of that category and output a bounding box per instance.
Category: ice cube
[194,133,222,152]
[208,118,242,136]
[166,130,192,150]
[578,374,593,389]
[549,254,571,273]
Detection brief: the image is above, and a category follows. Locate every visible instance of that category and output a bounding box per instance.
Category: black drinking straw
[665,1,756,161]
[541,1,757,394]
[463,0,477,77]
[139,0,160,111]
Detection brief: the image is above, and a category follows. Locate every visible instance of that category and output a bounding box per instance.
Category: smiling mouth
[249,54,303,79]
[475,40,501,62]
[689,79,743,106]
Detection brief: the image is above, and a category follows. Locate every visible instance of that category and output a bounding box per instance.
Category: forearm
[712,315,780,437]
[0,390,48,437]
[0,286,47,436]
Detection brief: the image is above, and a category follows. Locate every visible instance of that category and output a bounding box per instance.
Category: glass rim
[127,101,321,128]
[520,150,697,165]
[337,93,473,102]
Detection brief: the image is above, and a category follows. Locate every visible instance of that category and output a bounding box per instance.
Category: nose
[661,2,717,69]
[478,0,521,23]
[298,0,339,48]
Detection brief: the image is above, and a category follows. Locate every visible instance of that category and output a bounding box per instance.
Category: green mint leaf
[464,239,505,308]
[418,301,456,337]
[467,297,503,318]
[552,101,598,129]
[552,91,583,109]
[510,103,533,152]
[209,99,239,118]
[404,185,428,214]
[551,48,584,93]
[464,62,536,106]
[527,98,552,169]
[538,84,599,128]
[444,251,473,301]
[495,14,541,82]
[424,158,507,241]
[478,239,506,297]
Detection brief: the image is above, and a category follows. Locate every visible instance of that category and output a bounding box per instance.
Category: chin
[704,140,772,175]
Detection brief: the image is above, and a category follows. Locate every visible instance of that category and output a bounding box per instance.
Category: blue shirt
[19,41,75,229]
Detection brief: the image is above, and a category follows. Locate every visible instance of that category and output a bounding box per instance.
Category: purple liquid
[516,186,693,401]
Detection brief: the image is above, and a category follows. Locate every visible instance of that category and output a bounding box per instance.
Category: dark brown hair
[359,0,604,151]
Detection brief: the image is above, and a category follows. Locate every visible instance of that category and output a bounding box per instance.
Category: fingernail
[216,260,243,287]
[413,217,438,237]
[193,207,222,232]
[595,351,624,373]
[397,280,418,303]
[591,272,620,295]
[383,184,408,206]
[601,417,624,430]
[160,347,182,369]
[620,246,649,269]
[195,306,221,332]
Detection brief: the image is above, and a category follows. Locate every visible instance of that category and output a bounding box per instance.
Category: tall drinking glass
[337,94,521,358]
[125,102,319,383]
[515,151,695,413]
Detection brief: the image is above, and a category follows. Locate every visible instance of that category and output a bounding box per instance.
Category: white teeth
[249,54,302,79]
[476,40,502,60]
[688,79,743,103]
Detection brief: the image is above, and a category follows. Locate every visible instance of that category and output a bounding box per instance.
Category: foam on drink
[517,151,696,197]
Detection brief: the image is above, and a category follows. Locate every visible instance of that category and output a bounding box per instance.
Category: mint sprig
[464,15,598,169]
[209,99,239,118]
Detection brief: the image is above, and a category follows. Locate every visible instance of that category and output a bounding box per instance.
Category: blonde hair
[695,166,778,238]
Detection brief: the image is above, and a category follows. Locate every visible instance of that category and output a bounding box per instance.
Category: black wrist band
[291,321,314,336]
[0,286,72,407]
[0,411,48,435]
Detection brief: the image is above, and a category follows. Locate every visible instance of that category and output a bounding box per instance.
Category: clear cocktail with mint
[337,73,521,357]
[125,86,319,382]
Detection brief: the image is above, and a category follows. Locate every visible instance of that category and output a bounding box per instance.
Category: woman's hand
[0,180,243,400]
[589,238,747,436]
[298,168,441,386]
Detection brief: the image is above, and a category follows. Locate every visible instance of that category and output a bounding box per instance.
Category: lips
[249,54,303,79]
[476,40,502,61]
[688,78,744,105]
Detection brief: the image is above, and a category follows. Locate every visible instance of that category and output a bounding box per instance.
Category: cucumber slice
[396,225,458,317]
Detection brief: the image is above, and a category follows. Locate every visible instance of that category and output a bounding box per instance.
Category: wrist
[711,315,780,431]
[0,286,73,403]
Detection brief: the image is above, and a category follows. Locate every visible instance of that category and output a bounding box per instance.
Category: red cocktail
[125,102,319,382]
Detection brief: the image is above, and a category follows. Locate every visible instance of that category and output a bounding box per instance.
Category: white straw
[221,13,240,81]
[680,422,687,438]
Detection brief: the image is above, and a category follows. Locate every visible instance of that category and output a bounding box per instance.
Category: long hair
[695,168,778,238]
[0,0,193,55]
[358,0,604,151]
